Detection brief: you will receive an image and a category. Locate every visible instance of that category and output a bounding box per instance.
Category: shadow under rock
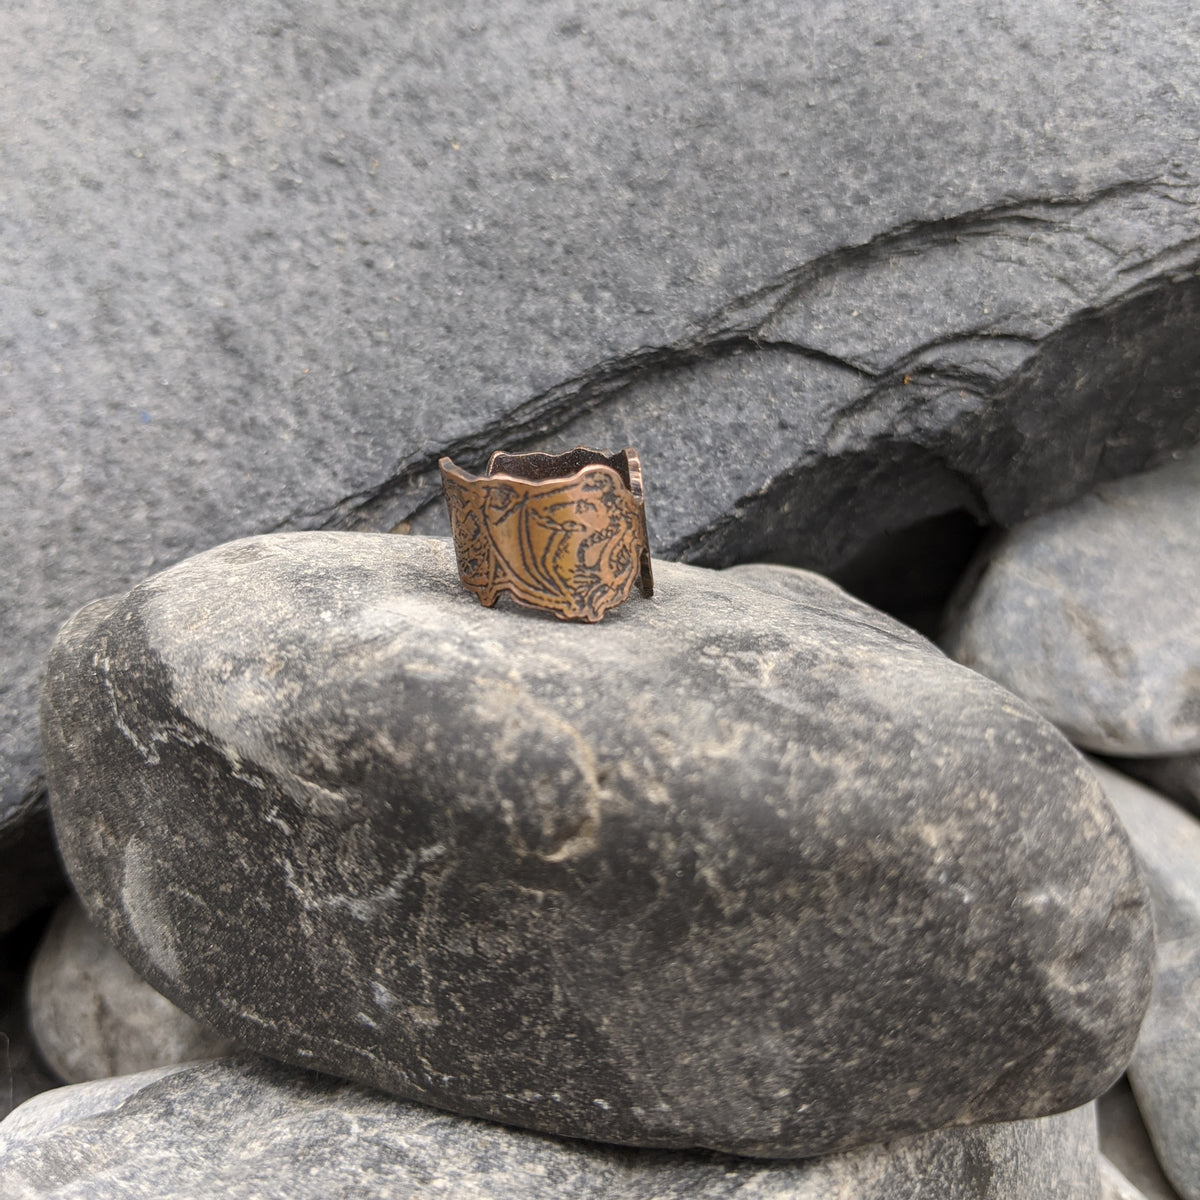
[1099,1076,1184,1200]
[0,906,63,1122]
[815,508,991,638]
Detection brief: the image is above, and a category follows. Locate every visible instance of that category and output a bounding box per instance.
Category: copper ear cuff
[439,447,654,623]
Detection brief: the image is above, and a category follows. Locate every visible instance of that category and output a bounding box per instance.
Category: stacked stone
[944,447,1200,1200]
[5,0,1200,1195]
[9,0,1200,942]
[0,529,1153,1197]
[11,444,1194,1196]
[7,458,1199,1199]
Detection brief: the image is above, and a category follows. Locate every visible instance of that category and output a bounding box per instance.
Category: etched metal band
[439,447,654,623]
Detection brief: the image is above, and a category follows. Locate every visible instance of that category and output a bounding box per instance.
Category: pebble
[944,448,1200,755]
[27,896,235,1084]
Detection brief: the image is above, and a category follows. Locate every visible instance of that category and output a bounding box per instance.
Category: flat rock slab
[27,896,236,1084]
[944,449,1200,755]
[1091,764,1200,1200]
[7,0,1200,848]
[40,533,1152,1156]
[0,1057,1102,1200]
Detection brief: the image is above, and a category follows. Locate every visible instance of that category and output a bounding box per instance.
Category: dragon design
[440,448,653,622]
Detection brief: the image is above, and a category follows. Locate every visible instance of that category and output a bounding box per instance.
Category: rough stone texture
[0,1065,191,1144]
[1098,1078,1183,1200]
[1090,764,1200,1200]
[943,449,1200,755]
[7,0,1200,861]
[0,1057,1102,1199]
[1117,755,1200,820]
[40,532,1152,1157]
[26,896,236,1084]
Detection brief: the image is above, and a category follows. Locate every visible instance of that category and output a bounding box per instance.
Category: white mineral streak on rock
[119,838,180,982]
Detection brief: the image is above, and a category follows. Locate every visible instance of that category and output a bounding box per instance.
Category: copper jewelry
[439,447,654,623]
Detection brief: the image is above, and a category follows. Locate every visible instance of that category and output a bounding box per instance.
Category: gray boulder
[7,0,1200,895]
[40,532,1152,1157]
[944,449,1200,755]
[1090,764,1200,1200]
[0,1057,1102,1200]
[27,896,236,1084]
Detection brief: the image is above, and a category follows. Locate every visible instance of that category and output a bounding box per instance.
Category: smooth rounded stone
[1089,764,1200,1200]
[719,560,852,603]
[0,1057,1103,1200]
[1088,763,1200,950]
[39,532,1153,1157]
[8,0,1200,843]
[943,448,1200,756]
[1117,755,1200,820]
[1098,1077,1184,1200]
[27,895,236,1084]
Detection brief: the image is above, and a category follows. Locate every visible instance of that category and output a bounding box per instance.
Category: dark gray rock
[7,0,1200,847]
[40,532,1152,1157]
[0,1056,1102,1199]
[1117,756,1200,821]
[1099,1077,1184,1200]
[27,896,236,1084]
[1090,764,1200,1200]
[944,449,1200,755]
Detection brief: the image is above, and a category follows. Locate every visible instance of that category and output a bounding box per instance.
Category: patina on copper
[439,447,654,622]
